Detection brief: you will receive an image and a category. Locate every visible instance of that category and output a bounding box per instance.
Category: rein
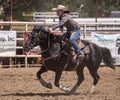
[37,30,59,62]
[37,29,51,54]
[41,54,59,62]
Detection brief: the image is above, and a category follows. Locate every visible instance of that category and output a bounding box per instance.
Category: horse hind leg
[70,66,84,95]
[88,67,100,94]
[37,66,52,89]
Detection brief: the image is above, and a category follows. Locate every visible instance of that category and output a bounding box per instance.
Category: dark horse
[23,26,115,94]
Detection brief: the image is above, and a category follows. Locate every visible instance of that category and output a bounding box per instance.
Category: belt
[71,28,80,34]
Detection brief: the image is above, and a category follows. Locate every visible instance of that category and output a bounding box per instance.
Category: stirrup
[78,54,85,60]
[61,50,68,55]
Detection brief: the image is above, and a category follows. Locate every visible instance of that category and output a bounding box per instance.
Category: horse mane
[34,26,61,56]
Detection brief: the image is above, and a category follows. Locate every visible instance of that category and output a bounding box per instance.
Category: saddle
[62,38,90,55]
[74,38,90,55]
[61,38,90,64]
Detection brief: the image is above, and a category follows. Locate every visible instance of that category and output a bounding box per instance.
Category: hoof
[65,87,70,93]
[69,90,75,95]
[59,85,70,93]
[46,83,52,89]
[69,85,79,95]
[90,85,95,94]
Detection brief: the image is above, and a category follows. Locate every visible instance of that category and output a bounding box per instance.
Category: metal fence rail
[0,21,120,67]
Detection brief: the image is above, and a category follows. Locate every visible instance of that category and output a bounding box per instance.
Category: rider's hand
[48,28,54,33]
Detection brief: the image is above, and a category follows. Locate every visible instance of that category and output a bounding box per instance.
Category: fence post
[25,23,28,32]
[25,23,28,68]
[25,55,27,68]
[10,57,12,68]
[83,24,86,39]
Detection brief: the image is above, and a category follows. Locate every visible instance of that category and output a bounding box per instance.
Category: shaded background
[0,0,120,21]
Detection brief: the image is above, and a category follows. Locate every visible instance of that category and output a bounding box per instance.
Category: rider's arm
[52,14,68,30]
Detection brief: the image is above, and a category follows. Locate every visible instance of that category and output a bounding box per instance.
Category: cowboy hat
[52,5,69,11]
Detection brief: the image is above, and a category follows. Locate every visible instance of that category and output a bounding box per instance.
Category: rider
[49,5,84,59]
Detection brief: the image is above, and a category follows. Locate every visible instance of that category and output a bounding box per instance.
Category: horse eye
[28,34,32,38]
[28,34,30,37]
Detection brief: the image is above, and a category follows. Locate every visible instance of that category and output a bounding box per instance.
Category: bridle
[30,27,51,54]
[38,28,51,53]
[35,27,59,63]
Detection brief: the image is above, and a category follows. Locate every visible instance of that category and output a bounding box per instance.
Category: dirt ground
[0,66,120,100]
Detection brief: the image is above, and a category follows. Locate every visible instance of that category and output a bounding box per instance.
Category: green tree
[0,0,120,21]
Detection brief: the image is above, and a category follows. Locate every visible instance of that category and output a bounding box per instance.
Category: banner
[91,32,120,65]
[0,31,16,56]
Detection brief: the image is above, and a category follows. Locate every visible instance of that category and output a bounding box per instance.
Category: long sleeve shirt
[52,13,80,32]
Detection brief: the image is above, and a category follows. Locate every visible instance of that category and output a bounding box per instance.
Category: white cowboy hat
[52,5,68,11]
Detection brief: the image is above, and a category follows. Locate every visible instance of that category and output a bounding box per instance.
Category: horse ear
[44,26,49,32]
[32,25,41,33]
[40,26,50,33]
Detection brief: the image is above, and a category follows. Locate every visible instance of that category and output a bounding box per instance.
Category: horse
[23,26,115,94]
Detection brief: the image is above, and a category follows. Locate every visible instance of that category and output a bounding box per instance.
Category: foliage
[0,0,120,21]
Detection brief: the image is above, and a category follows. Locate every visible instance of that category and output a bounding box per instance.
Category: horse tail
[101,47,115,69]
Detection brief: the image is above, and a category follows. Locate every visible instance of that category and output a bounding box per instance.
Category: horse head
[23,25,56,52]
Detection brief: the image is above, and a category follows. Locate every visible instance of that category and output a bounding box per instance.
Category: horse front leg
[36,66,52,89]
[54,71,70,93]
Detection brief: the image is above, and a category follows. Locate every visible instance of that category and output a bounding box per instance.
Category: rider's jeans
[70,29,82,55]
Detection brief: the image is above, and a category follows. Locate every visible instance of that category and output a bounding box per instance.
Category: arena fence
[0,21,120,68]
